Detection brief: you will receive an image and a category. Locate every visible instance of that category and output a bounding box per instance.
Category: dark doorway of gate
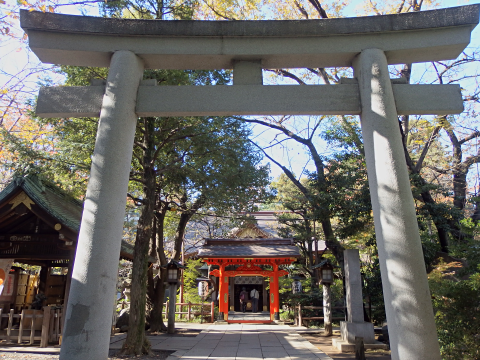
[233,284,264,312]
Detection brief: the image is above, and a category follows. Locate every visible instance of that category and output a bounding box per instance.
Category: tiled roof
[198,238,300,258]
[0,175,135,260]
[0,175,83,233]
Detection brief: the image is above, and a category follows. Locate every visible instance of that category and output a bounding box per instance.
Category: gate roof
[198,238,300,258]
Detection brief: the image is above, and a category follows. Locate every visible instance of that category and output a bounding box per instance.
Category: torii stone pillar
[353,48,441,360]
[59,50,144,360]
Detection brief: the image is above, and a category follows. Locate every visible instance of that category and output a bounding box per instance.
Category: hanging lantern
[292,280,302,294]
[198,281,209,297]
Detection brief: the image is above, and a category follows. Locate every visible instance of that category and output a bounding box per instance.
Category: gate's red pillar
[269,276,274,320]
[218,264,228,320]
[273,263,280,320]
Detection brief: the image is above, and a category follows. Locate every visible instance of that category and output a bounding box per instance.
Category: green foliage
[426,219,480,359]
[449,221,480,276]
[362,235,386,325]
[182,258,203,304]
[317,152,372,238]
[283,287,323,308]
[429,266,480,359]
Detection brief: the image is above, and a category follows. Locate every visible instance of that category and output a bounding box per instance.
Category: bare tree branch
[265,69,306,85]
[293,0,309,19]
[459,130,480,145]
[250,140,310,198]
[306,0,328,18]
[414,126,440,173]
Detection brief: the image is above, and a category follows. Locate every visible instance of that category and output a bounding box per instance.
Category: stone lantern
[319,262,334,285]
[167,259,183,284]
[312,259,335,335]
[164,259,184,333]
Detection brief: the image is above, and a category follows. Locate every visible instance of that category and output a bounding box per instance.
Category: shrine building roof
[0,175,136,261]
[198,238,301,258]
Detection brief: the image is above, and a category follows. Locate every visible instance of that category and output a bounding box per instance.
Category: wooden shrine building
[0,175,134,313]
[198,224,300,322]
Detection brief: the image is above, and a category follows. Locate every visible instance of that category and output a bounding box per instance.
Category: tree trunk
[172,195,205,260]
[122,118,156,355]
[416,178,451,253]
[149,209,168,332]
[149,268,168,332]
[453,169,468,211]
[355,337,366,360]
[322,219,344,269]
[323,284,332,336]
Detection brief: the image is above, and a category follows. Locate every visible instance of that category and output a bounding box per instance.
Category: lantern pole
[166,260,184,334]
[323,283,332,336]
[179,241,184,319]
[168,282,177,334]
[312,260,334,336]
[201,294,204,324]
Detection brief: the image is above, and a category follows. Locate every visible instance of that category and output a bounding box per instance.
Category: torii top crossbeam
[22,6,479,119]
[21,5,479,69]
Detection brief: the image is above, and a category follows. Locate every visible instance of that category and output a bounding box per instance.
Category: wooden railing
[163,301,215,323]
[0,306,63,347]
[0,301,215,347]
[295,304,346,328]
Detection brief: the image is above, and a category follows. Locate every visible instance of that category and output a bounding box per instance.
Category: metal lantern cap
[311,259,335,285]
[163,259,185,284]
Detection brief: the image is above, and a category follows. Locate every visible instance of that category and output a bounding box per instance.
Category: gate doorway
[232,282,265,312]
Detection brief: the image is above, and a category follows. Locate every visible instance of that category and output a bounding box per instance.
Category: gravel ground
[0,350,175,359]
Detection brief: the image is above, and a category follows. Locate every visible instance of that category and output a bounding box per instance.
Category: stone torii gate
[20,5,479,360]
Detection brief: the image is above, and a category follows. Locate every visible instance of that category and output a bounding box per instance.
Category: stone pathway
[163,323,333,360]
[3,322,388,359]
[109,323,211,352]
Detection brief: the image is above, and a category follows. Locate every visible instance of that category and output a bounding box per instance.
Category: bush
[429,264,480,359]
[182,258,203,304]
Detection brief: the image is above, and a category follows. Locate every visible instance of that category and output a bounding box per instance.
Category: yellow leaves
[0,111,54,169]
